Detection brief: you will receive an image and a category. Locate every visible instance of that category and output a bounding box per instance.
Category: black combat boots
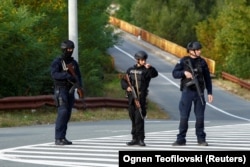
[126,139,146,146]
[126,139,138,146]
[55,138,73,145]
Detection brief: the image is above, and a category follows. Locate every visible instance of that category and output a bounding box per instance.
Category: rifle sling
[134,70,140,97]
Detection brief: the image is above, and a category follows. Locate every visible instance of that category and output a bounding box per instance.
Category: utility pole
[68,0,80,100]
[68,0,78,62]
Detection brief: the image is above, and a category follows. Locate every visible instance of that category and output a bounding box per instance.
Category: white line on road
[114,45,250,122]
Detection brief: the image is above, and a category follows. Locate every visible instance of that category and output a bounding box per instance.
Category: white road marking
[1,123,250,166]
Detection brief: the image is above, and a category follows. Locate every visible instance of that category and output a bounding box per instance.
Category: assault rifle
[124,74,144,119]
[62,60,84,99]
[185,59,204,105]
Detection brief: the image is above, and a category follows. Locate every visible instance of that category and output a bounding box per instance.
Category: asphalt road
[109,31,250,122]
[0,31,249,167]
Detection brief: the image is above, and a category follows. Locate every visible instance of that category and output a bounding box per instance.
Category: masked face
[62,48,74,61]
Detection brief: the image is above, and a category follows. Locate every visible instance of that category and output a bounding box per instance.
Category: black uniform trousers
[176,87,206,143]
[128,93,147,141]
[54,86,75,140]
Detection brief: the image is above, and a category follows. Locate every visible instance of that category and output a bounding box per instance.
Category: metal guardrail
[1,74,247,110]
[0,95,128,110]
[222,72,250,90]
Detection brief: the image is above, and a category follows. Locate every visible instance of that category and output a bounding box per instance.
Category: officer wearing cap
[50,40,83,145]
[172,41,213,146]
[121,50,158,146]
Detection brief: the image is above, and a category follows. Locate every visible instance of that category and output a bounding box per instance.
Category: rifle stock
[124,74,144,119]
[186,59,204,105]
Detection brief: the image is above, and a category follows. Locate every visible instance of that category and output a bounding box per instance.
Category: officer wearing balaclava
[50,40,83,145]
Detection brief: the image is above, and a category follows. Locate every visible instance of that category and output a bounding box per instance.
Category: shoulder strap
[134,70,140,96]
[61,60,68,71]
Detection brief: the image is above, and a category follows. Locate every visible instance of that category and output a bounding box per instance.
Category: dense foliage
[113,0,250,78]
[0,0,249,98]
[196,0,250,78]
[0,0,118,97]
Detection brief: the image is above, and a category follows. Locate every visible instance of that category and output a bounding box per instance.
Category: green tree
[112,0,134,22]
[0,0,50,97]
[115,0,249,78]
[12,0,68,96]
[77,0,118,96]
[78,0,117,53]
[14,0,67,57]
[216,1,250,78]
[0,0,119,97]
[124,0,215,46]
[196,0,250,78]
[155,0,201,46]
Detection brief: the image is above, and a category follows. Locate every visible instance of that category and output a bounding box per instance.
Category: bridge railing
[109,16,216,75]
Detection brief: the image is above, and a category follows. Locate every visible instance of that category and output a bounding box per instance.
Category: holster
[54,89,60,107]
[54,87,63,107]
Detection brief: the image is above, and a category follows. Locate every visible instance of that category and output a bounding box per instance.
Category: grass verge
[0,73,169,128]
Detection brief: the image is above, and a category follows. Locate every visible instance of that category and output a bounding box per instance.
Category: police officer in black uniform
[172,41,213,146]
[50,40,83,145]
[121,51,158,146]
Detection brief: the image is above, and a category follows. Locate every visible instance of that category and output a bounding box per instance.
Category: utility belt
[54,80,72,88]
[183,85,197,91]
[181,79,204,92]
[182,85,204,93]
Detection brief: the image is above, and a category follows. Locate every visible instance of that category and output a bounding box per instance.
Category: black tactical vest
[129,69,143,91]
[181,56,205,91]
